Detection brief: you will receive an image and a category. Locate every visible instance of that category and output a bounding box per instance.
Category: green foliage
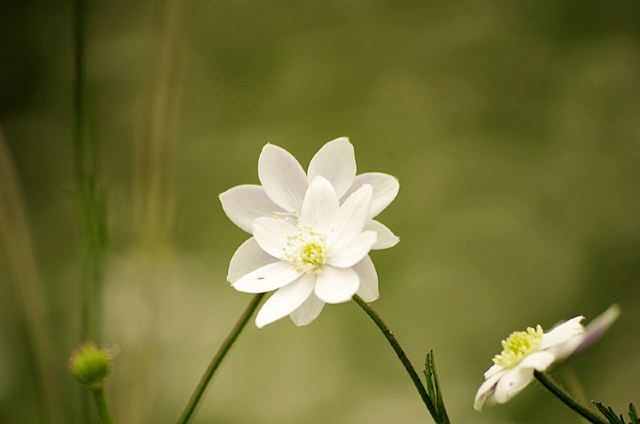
[593,402,640,424]
[423,350,450,424]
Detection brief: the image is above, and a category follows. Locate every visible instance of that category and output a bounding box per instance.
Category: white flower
[229,176,379,328]
[474,316,585,411]
[219,137,399,250]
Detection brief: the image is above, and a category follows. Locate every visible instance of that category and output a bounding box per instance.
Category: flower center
[493,325,544,368]
[284,225,327,273]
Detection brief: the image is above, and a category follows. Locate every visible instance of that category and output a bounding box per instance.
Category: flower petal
[256,273,315,328]
[227,238,278,283]
[290,293,325,326]
[315,266,359,304]
[365,219,399,250]
[300,176,339,232]
[540,316,585,351]
[518,351,556,371]
[307,137,356,199]
[232,261,302,293]
[353,255,379,302]
[493,367,534,404]
[219,185,283,233]
[258,143,308,212]
[484,364,504,379]
[252,217,296,259]
[574,304,621,356]
[328,184,372,247]
[474,370,506,411]
[327,231,377,268]
[343,172,399,218]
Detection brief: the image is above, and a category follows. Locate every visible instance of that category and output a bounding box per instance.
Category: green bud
[69,343,111,390]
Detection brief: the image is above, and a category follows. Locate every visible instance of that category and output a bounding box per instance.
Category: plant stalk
[176,293,265,424]
[353,295,438,421]
[92,389,114,424]
[534,371,606,424]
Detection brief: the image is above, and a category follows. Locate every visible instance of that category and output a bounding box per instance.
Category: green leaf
[593,401,640,424]
[629,403,639,424]
[423,350,450,424]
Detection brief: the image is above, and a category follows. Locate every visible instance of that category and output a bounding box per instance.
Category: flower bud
[69,343,111,390]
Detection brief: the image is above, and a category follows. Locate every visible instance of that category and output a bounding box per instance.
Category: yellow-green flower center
[493,325,544,368]
[285,225,326,273]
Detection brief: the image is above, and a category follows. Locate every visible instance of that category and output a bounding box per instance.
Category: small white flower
[219,137,400,250]
[229,176,379,328]
[474,316,585,411]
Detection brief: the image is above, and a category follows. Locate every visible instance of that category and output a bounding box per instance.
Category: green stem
[534,371,606,424]
[92,389,114,424]
[176,293,265,424]
[353,295,438,421]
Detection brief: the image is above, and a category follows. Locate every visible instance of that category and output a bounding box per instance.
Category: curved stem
[177,293,265,424]
[534,371,606,424]
[353,295,438,420]
[92,389,113,424]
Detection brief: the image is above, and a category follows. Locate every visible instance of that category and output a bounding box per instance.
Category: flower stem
[534,371,606,424]
[176,293,265,424]
[353,295,438,421]
[92,389,114,424]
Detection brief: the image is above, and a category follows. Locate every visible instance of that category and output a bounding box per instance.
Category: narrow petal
[258,143,308,212]
[290,293,325,326]
[256,273,315,328]
[365,219,400,250]
[343,173,399,218]
[307,137,356,199]
[252,217,296,259]
[353,255,379,302]
[327,231,377,268]
[300,176,339,232]
[474,371,506,411]
[518,351,556,371]
[484,364,504,379]
[540,316,585,350]
[328,184,372,247]
[232,261,302,293]
[219,185,283,233]
[315,266,359,304]
[574,304,621,356]
[493,367,534,404]
[227,238,278,283]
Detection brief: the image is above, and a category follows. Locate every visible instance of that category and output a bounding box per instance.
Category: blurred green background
[1,1,639,423]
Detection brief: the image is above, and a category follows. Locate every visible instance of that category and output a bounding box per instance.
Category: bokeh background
[1,1,639,423]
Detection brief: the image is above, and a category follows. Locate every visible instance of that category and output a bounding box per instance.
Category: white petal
[574,304,621,355]
[315,266,359,304]
[252,217,296,259]
[540,316,585,350]
[343,173,399,218]
[227,238,278,283]
[353,255,379,302]
[365,219,400,250]
[255,273,315,328]
[300,176,339,232]
[219,185,283,233]
[328,184,372,247]
[290,293,325,326]
[518,351,556,371]
[474,371,506,411]
[327,231,377,268]
[232,261,302,293]
[484,364,504,379]
[307,137,356,199]
[493,367,534,404]
[258,144,308,212]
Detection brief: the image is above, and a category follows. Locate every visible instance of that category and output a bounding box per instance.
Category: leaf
[423,350,450,424]
[593,401,640,424]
